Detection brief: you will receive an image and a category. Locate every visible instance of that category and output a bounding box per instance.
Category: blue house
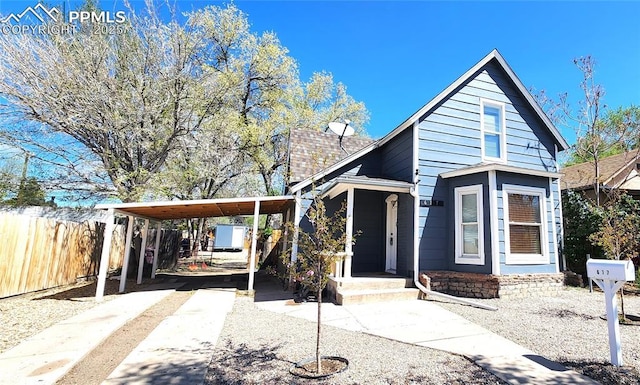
[285,50,569,301]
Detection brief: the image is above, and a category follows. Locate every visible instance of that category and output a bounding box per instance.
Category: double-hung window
[454,185,484,265]
[503,185,548,264]
[481,100,506,162]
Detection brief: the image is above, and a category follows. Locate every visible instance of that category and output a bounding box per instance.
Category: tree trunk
[316,286,322,374]
[595,157,601,206]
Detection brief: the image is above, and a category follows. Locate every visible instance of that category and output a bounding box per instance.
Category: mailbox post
[586,259,636,366]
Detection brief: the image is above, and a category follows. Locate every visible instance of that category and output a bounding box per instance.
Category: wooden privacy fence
[0,213,125,298]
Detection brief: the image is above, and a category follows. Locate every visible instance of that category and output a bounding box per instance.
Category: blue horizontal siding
[381,128,413,181]
[418,61,558,175]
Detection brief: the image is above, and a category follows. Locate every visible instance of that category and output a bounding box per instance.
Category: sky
[231,0,640,145]
[0,0,638,145]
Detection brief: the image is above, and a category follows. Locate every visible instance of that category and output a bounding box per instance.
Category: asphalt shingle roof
[287,129,374,184]
[561,150,640,190]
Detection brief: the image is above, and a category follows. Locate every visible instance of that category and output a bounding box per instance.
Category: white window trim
[480,99,507,163]
[454,184,484,265]
[502,184,548,265]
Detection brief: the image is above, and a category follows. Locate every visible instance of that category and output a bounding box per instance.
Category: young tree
[280,192,350,375]
[538,57,635,205]
[589,192,640,320]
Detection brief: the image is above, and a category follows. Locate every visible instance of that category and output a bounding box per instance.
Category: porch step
[336,288,420,305]
[330,276,413,291]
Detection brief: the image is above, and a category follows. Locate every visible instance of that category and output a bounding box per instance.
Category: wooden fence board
[0,213,125,298]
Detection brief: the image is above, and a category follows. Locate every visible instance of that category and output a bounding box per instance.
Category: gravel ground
[0,279,153,353]
[206,297,506,385]
[436,287,640,385]
[2,278,640,384]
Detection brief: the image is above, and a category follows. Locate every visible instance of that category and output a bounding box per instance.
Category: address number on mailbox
[586,259,635,282]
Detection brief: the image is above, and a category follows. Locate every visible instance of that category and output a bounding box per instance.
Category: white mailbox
[586,258,636,367]
[586,259,635,281]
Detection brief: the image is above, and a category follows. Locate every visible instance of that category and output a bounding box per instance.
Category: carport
[94,195,294,301]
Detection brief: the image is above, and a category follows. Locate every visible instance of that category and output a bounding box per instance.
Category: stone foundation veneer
[420,271,565,299]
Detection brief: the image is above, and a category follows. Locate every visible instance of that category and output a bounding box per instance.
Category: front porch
[326,273,419,305]
[287,176,417,305]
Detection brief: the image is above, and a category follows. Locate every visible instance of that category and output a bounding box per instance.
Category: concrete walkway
[0,283,178,385]
[254,277,600,385]
[0,274,600,385]
[103,288,235,385]
[0,283,235,385]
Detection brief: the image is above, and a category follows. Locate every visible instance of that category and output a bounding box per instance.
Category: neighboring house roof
[561,150,640,191]
[289,49,568,194]
[287,129,374,184]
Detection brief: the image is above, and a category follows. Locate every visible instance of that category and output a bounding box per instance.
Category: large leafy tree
[0,4,231,202]
[0,3,369,205]
[246,71,370,196]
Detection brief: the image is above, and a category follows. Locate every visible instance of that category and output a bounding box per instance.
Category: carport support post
[137,219,149,284]
[344,187,354,278]
[119,216,135,293]
[291,191,301,263]
[151,222,162,279]
[248,200,260,292]
[96,209,115,301]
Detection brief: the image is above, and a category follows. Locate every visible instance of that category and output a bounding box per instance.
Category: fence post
[587,254,593,292]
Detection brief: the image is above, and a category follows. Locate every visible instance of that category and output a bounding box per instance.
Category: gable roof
[561,150,640,190]
[379,49,569,150]
[289,49,569,193]
[288,129,374,183]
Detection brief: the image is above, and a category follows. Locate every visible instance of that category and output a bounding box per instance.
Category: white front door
[385,194,398,273]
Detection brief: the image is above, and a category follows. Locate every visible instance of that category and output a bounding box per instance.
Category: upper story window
[481,99,506,163]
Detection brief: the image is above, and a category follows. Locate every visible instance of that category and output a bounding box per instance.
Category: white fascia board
[292,50,568,194]
[95,195,294,211]
[289,142,379,193]
[491,52,569,151]
[378,51,500,148]
[440,163,562,179]
[324,182,412,200]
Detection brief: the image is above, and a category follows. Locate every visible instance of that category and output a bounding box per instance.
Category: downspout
[410,122,496,311]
